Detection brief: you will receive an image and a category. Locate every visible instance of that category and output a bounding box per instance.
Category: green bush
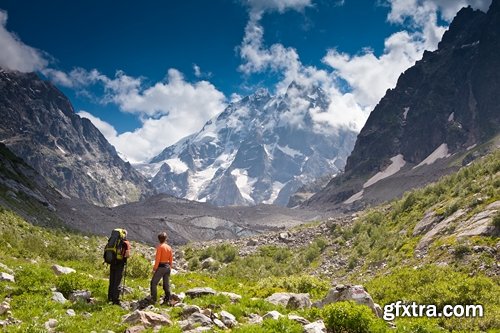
[188,257,200,271]
[322,301,386,333]
[126,254,151,279]
[256,275,329,299]
[55,273,89,297]
[15,265,54,294]
[261,317,303,333]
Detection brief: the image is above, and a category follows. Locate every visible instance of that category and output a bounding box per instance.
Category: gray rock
[52,292,67,304]
[0,272,15,283]
[263,310,283,320]
[247,313,263,324]
[456,201,499,237]
[44,319,58,330]
[122,310,172,327]
[66,309,76,317]
[220,310,237,328]
[287,314,309,325]
[413,210,440,236]
[187,312,213,327]
[201,257,216,269]
[0,301,10,315]
[213,318,227,329]
[185,287,217,298]
[304,320,327,333]
[69,290,92,303]
[265,292,311,309]
[182,305,201,317]
[417,209,466,250]
[314,285,381,318]
[51,264,76,276]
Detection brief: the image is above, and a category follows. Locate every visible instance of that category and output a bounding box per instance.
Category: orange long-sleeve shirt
[153,243,173,271]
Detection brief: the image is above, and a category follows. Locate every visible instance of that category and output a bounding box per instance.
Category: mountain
[140,83,357,206]
[308,2,500,208]
[0,68,154,207]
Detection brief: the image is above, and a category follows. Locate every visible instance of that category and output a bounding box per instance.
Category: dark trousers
[108,263,125,303]
[150,266,171,302]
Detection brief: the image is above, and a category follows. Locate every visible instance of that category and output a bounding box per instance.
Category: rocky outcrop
[309,1,500,207]
[314,285,383,318]
[0,69,154,207]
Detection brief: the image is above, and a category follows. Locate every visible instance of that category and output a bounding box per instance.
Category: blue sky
[0,0,492,162]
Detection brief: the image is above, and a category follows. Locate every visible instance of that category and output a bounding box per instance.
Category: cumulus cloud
[242,0,312,14]
[0,10,48,72]
[74,69,227,163]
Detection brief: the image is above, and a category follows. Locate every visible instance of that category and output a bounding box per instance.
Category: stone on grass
[125,326,146,333]
[122,310,172,327]
[187,312,213,327]
[69,290,92,303]
[263,310,283,320]
[220,310,237,328]
[185,287,217,298]
[51,264,75,275]
[313,285,381,317]
[0,272,15,283]
[52,292,67,304]
[0,301,10,315]
[304,320,327,333]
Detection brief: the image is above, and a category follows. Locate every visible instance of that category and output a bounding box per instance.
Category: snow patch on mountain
[363,154,406,188]
[414,143,450,168]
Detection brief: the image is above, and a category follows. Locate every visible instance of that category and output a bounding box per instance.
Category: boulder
[66,309,76,316]
[213,318,227,329]
[51,265,76,276]
[265,292,311,309]
[69,290,92,303]
[0,272,15,283]
[185,287,217,298]
[220,310,237,328]
[122,310,172,327]
[44,319,58,330]
[456,201,499,237]
[304,320,327,333]
[52,292,67,304]
[187,312,213,327]
[247,313,263,324]
[263,310,283,320]
[182,305,201,317]
[313,285,381,318]
[201,257,216,269]
[413,210,440,236]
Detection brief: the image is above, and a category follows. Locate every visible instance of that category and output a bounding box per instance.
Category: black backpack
[104,228,126,264]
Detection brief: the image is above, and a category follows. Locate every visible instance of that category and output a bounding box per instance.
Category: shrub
[261,317,303,333]
[188,257,200,271]
[126,254,151,279]
[56,272,89,297]
[322,301,386,333]
[15,265,54,294]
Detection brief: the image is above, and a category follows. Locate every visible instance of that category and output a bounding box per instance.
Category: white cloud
[0,10,48,72]
[74,69,227,163]
[243,0,312,14]
[193,64,201,77]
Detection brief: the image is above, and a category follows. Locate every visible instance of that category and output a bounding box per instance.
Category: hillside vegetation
[0,151,499,332]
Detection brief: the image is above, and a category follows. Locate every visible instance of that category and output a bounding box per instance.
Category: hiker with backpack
[104,228,131,305]
[150,231,173,305]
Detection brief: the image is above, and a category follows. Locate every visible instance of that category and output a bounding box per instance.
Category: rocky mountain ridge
[0,68,154,207]
[308,1,500,208]
[139,82,357,207]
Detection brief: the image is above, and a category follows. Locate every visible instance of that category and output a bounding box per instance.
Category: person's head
[158,232,167,243]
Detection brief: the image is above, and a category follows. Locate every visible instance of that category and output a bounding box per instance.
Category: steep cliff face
[308,2,500,207]
[138,83,357,207]
[0,69,154,207]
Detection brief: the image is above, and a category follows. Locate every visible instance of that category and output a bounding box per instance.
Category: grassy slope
[0,151,498,332]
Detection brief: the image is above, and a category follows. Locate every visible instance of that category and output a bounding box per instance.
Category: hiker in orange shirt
[150,231,173,304]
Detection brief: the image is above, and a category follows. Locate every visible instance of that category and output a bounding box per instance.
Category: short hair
[158,232,167,243]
